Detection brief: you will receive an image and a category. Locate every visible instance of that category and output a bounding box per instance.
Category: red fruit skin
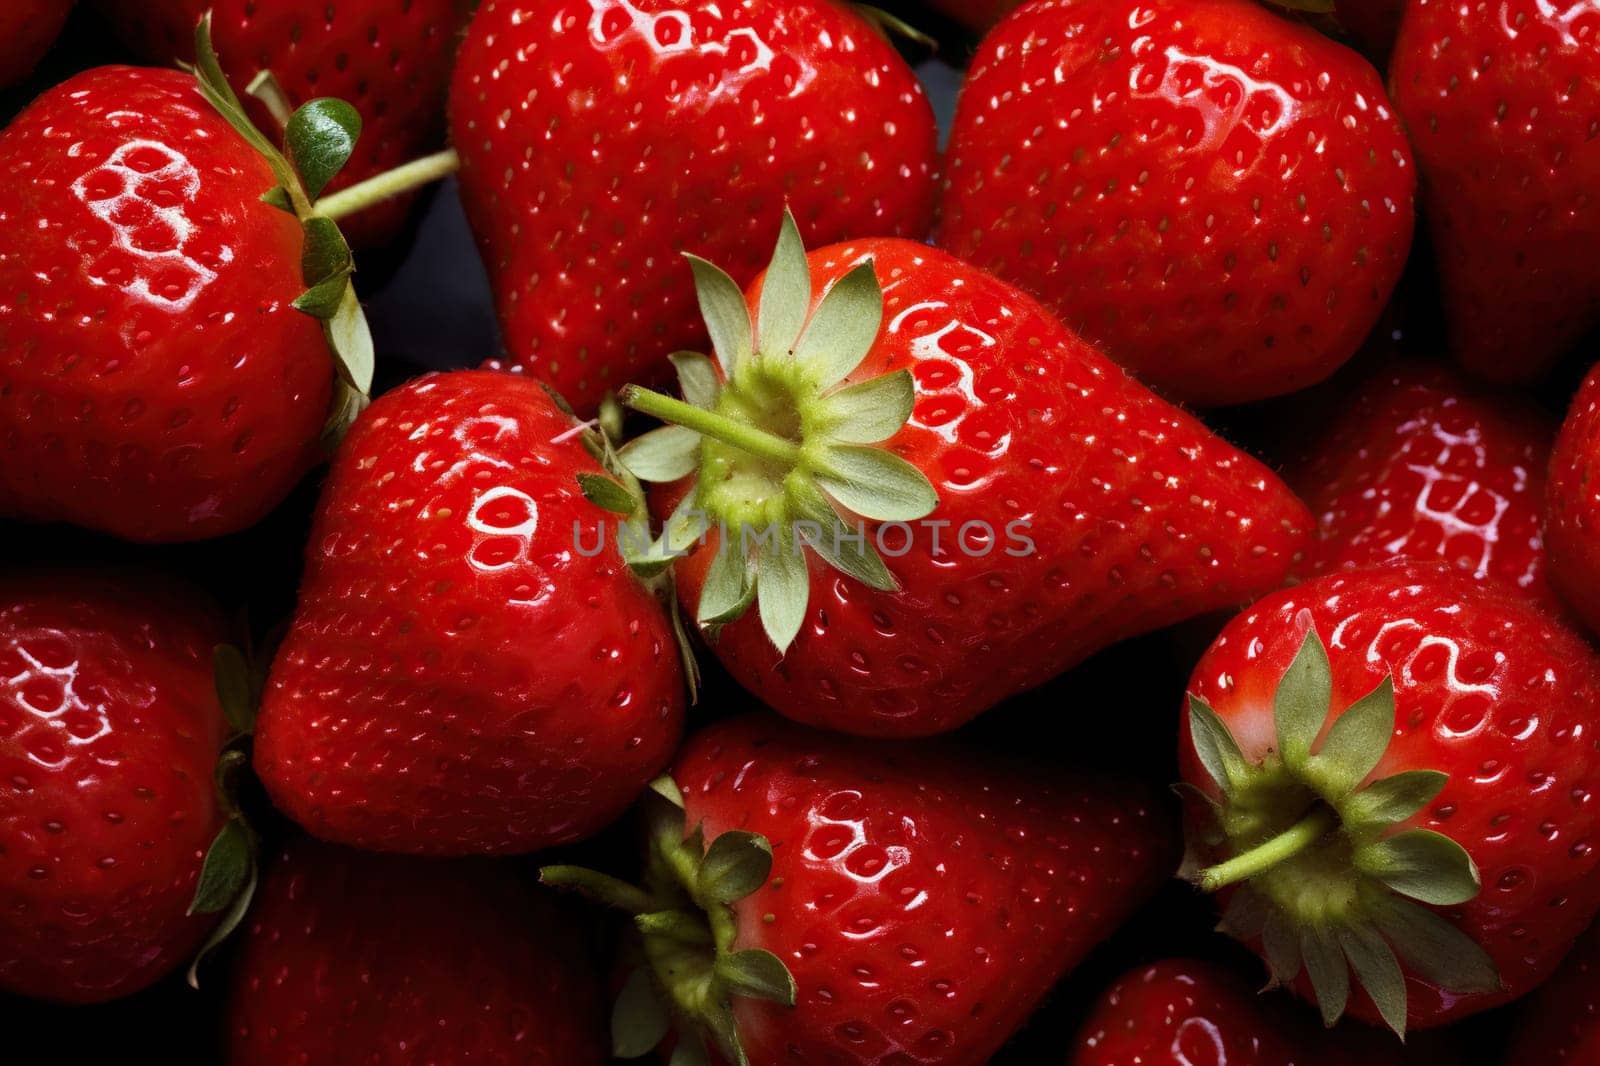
[1180,562,1600,1028]
[98,0,470,249]
[674,715,1177,1065]
[0,573,227,1003]
[1287,361,1558,612]
[1502,918,1600,1063]
[1071,958,1411,1066]
[1390,0,1600,384]
[0,66,332,542]
[0,0,73,89]
[1547,363,1600,638]
[226,838,607,1065]
[937,0,1414,406]
[451,0,940,414]
[668,239,1312,737]
[255,370,684,855]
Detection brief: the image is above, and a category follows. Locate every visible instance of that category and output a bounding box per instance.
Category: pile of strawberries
[7,0,1600,1062]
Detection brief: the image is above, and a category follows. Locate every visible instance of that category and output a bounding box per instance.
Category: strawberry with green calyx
[543,714,1175,1065]
[1181,562,1600,1032]
[603,214,1313,737]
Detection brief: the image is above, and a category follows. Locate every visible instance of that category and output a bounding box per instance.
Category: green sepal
[185,745,260,989]
[669,1033,712,1066]
[1307,676,1395,796]
[670,351,721,409]
[627,493,704,578]
[295,215,354,317]
[698,543,757,626]
[687,255,752,377]
[755,519,808,653]
[697,831,773,904]
[260,186,293,212]
[818,370,915,445]
[185,856,257,990]
[190,15,296,194]
[612,967,672,1058]
[715,950,797,1006]
[189,818,253,915]
[1338,924,1407,1037]
[814,444,936,522]
[620,425,702,483]
[1343,770,1446,832]
[792,260,882,389]
[319,283,375,394]
[757,212,811,357]
[212,644,257,735]
[577,473,637,516]
[791,479,895,592]
[1300,924,1349,1026]
[1353,830,1481,906]
[1366,892,1501,995]
[1186,695,1249,793]
[1261,907,1303,986]
[1273,627,1331,773]
[320,378,369,453]
[285,97,362,201]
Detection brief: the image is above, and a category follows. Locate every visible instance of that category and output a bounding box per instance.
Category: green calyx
[541,779,795,1066]
[188,14,390,447]
[186,641,270,989]
[1184,626,1502,1038]
[605,209,937,653]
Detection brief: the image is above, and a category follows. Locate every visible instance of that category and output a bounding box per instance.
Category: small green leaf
[792,479,896,591]
[299,215,353,289]
[619,425,702,483]
[755,520,809,653]
[670,350,721,409]
[792,260,883,388]
[318,282,375,395]
[190,14,298,195]
[1338,924,1408,1038]
[1274,628,1331,773]
[626,493,704,577]
[814,445,936,522]
[320,378,368,453]
[212,644,256,735]
[687,255,753,377]
[189,819,253,915]
[1309,676,1396,796]
[1367,893,1501,995]
[650,775,686,809]
[757,211,811,357]
[294,275,349,320]
[715,949,797,1006]
[261,186,293,212]
[612,967,671,1059]
[186,857,257,990]
[1187,695,1249,793]
[1355,829,1481,906]
[577,473,636,515]
[698,543,756,625]
[819,370,915,444]
[287,97,363,201]
[1300,924,1350,1026]
[1343,769,1447,832]
[697,830,773,903]
[1216,884,1270,940]
[1261,907,1303,986]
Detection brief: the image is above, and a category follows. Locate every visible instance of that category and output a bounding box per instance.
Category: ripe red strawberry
[1179,561,1600,1033]
[1072,958,1417,1065]
[226,838,607,1065]
[544,714,1176,1064]
[0,0,73,89]
[936,0,1415,406]
[1545,363,1600,637]
[612,218,1311,737]
[450,0,940,414]
[0,572,228,1002]
[98,0,469,249]
[1286,361,1558,611]
[254,369,686,855]
[0,24,383,542]
[1390,0,1600,384]
[1502,918,1600,1062]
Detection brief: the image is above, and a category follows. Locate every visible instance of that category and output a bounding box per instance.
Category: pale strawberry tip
[602,210,938,654]
[540,778,795,1066]
[1183,628,1501,1038]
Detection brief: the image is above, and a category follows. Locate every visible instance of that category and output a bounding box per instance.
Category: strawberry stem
[622,385,801,466]
[315,148,462,221]
[1195,807,1339,892]
[539,864,658,915]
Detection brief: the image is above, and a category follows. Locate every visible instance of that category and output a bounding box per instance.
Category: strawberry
[254,369,687,855]
[0,572,228,1002]
[98,0,469,250]
[606,215,1311,737]
[935,0,1415,406]
[225,838,607,1064]
[449,0,940,415]
[1286,361,1558,611]
[543,713,1176,1064]
[0,0,73,89]
[1178,561,1600,1034]
[1072,957,1416,1065]
[0,21,382,542]
[1390,0,1600,384]
[1545,362,1600,637]
[1502,918,1600,1063]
